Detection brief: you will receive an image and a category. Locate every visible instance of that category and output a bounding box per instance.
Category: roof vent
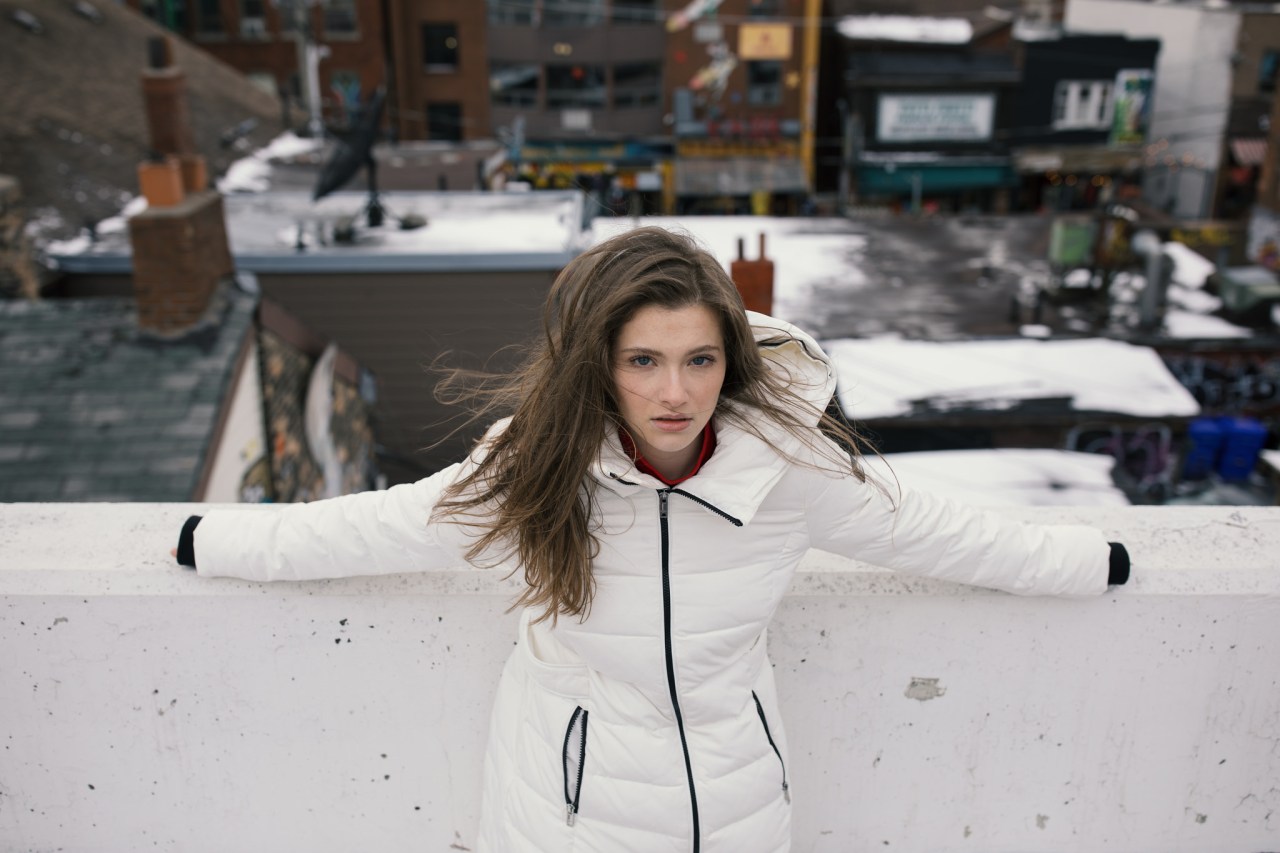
[9,9,44,34]
[72,1,103,23]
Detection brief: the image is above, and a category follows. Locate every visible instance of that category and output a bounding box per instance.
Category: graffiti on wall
[1162,353,1280,414]
[1066,422,1175,502]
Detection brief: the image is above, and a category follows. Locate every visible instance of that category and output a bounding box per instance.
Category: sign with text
[738,23,792,60]
[876,93,995,143]
[1110,69,1153,146]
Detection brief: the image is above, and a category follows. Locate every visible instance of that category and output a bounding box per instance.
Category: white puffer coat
[193,314,1112,853]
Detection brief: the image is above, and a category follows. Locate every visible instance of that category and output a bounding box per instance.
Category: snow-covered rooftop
[590,216,866,327]
[865,449,1129,507]
[827,336,1201,420]
[837,15,973,44]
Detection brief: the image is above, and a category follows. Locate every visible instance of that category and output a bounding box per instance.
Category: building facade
[126,0,386,130]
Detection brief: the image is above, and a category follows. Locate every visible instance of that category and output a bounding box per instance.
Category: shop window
[614,62,661,108]
[1260,50,1280,94]
[240,0,267,38]
[613,0,659,24]
[1052,80,1113,130]
[488,0,536,25]
[748,0,780,17]
[547,64,606,108]
[195,0,222,35]
[544,0,604,26]
[324,0,358,34]
[423,23,460,72]
[427,102,464,141]
[491,63,540,107]
[747,61,782,106]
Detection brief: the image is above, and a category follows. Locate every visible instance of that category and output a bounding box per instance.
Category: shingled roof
[0,286,255,501]
[0,0,280,240]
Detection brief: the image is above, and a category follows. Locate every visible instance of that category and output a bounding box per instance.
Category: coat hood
[594,312,837,526]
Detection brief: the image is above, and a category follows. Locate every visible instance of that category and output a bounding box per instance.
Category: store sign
[738,23,792,60]
[876,94,995,143]
[1110,69,1152,146]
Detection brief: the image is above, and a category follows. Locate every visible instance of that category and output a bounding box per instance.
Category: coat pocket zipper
[562,706,589,826]
[752,691,790,804]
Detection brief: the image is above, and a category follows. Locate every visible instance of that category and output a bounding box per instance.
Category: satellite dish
[312,88,424,231]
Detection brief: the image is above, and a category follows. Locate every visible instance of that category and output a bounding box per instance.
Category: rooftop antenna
[311,88,424,232]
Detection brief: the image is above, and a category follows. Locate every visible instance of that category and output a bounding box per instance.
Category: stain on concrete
[52,617,68,626]
[904,677,946,701]
[1036,814,1049,830]
[1195,813,1208,824]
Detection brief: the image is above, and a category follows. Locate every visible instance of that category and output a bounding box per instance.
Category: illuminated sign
[738,23,792,60]
[876,94,995,143]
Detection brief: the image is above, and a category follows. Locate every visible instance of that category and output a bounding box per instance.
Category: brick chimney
[128,37,232,335]
[730,233,775,315]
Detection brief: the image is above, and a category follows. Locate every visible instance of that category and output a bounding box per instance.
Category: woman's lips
[652,416,692,433]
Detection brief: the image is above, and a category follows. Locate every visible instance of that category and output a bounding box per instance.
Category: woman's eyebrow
[618,344,723,356]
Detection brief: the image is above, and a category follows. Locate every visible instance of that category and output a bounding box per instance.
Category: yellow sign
[738,23,792,60]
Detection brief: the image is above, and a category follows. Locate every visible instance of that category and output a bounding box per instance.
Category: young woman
[175,226,1129,852]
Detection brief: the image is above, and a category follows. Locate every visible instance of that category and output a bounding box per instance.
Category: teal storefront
[856,160,1019,211]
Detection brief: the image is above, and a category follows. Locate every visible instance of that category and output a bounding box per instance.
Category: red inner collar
[619,420,717,486]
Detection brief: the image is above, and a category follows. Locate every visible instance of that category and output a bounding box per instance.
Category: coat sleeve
[193,460,473,582]
[804,467,1111,596]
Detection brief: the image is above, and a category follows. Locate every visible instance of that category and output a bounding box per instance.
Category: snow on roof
[827,336,1201,420]
[590,216,866,322]
[218,131,324,194]
[1163,240,1215,289]
[864,449,1129,507]
[837,15,973,44]
[1163,310,1252,339]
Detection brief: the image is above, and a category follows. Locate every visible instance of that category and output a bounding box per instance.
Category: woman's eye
[631,355,653,367]
[690,355,714,366]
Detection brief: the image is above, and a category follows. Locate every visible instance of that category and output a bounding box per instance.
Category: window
[240,0,267,38]
[488,0,536,25]
[490,62,540,107]
[1260,50,1280,94]
[1052,80,1114,130]
[613,62,661,108]
[747,60,782,106]
[277,0,303,34]
[544,0,604,26]
[612,0,659,24]
[547,64,606,108]
[324,0,358,34]
[748,0,780,17]
[427,102,463,141]
[422,23,459,71]
[195,0,222,35]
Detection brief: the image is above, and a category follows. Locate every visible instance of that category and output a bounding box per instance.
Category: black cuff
[1107,542,1130,586]
[176,515,202,569]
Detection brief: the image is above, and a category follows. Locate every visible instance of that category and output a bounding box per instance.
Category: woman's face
[612,303,726,481]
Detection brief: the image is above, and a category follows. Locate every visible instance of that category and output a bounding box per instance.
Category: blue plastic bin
[1182,417,1224,480]
[1215,417,1268,481]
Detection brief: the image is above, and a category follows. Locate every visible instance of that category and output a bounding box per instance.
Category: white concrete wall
[2,503,1279,852]
[1066,0,1239,219]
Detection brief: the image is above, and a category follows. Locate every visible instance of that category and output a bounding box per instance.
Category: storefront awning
[1230,138,1267,167]
[856,162,1017,195]
[1013,146,1144,175]
[675,157,807,196]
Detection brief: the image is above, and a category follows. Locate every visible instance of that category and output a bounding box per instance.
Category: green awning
[857,163,1018,195]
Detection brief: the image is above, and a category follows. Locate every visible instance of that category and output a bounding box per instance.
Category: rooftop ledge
[4,503,1280,852]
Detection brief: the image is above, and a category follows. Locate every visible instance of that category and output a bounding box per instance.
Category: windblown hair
[432,226,873,622]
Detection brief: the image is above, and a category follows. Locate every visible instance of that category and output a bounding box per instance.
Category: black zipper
[660,488,701,852]
[751,690,791,804]
[562,706,589,826]
[670,487,744,527]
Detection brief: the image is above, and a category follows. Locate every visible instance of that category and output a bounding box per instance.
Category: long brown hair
[432,226,872,622]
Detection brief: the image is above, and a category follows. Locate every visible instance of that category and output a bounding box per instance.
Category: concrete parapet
[2,503,1278,851]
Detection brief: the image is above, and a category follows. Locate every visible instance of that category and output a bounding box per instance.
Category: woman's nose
[656,370,687,405]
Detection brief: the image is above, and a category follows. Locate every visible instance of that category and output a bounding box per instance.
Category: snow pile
[837,15,973,44]
[218,132,325,194]
[827,336,1201,420]
[41,196,147,256]
[864,449,1128,507]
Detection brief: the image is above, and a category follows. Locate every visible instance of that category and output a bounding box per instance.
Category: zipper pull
[783,781,791,804]
[566,804,577,827]
[659,489,669,519]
